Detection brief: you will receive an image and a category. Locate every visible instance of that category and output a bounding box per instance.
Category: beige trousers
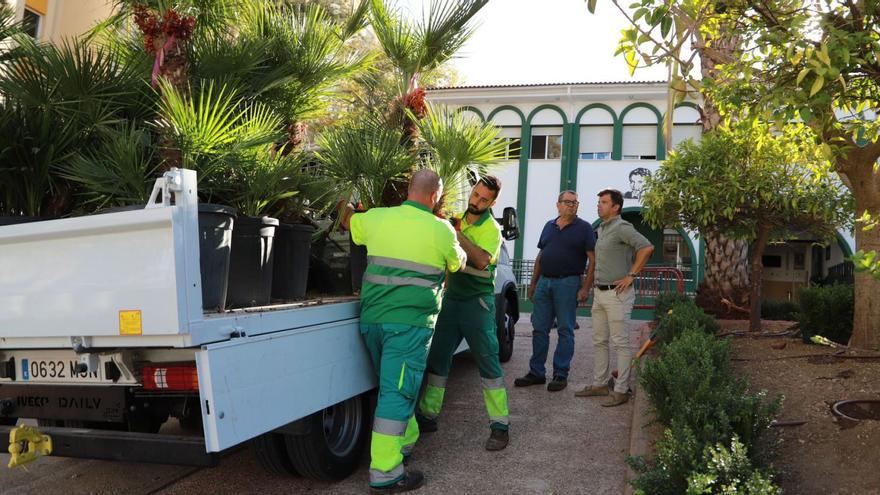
[591,287,635,393]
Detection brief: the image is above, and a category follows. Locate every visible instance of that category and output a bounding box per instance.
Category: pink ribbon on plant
[151,34,177,88]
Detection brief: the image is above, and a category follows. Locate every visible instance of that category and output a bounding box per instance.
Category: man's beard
[467,204,488,215]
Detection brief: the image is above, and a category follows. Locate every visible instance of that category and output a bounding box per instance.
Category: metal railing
[511,260,686,310]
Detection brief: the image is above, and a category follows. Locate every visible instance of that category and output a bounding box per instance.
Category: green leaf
[587,0,597,13]
[810,76,824,96]
[790,50,803,66]
[817,43,831,65]
[796,68,810,85]
[625,50,638,76]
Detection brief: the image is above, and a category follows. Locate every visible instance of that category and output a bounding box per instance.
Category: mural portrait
[624,167,651,200]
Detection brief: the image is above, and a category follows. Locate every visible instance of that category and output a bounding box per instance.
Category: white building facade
[427,81,856,301]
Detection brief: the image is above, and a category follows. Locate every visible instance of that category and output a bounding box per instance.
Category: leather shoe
[370,470,425,494]
[547,377,567,392]
[601,391,630,407]
[574,385,609,397]
[484,428,509,451]
[514,373,546,387]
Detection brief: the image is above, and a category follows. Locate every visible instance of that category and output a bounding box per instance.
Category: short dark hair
[478,175,502,199]
[598,189,623,212]
[557,190,577,202]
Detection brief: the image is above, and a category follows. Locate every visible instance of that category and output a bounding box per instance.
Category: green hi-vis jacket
[445,210,502,300]
[350,201,466,328]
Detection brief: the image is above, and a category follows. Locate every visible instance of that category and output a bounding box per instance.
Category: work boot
[370,470,425,494]
[574,385,609,397]
[484,429,509,451]
[415,413,437,433]
[547,376,567,392]
[514,373,546,387]
[601,391,630,407]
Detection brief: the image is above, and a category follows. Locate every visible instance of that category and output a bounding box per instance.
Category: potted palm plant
[316,117,417,291]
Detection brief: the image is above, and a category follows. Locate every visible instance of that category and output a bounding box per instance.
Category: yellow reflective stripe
[398,362,406,390]
[483,387,509,419]
[364,273,439,288]
[368,256,444,276]
[461,265,492,279]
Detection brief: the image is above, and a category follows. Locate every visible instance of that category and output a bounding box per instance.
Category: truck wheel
[284,394,369,481]
[252,433,300,476]
[496,296,515,363]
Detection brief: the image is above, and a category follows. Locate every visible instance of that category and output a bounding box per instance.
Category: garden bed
[725,320,880,494]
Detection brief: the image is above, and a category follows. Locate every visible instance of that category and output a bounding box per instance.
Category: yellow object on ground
[7,425,53,468]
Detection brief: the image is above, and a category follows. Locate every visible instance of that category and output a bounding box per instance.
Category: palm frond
[316,118,416,209]
[415,104,506,209]
[156,79,243,165]
[60,124,158,212]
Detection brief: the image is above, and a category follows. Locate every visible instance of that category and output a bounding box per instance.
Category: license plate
[19,355,103,384]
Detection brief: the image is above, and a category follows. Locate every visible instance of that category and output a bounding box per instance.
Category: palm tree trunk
[692,28,751,316]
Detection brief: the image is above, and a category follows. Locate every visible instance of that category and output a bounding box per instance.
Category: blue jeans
[529,275,579,379]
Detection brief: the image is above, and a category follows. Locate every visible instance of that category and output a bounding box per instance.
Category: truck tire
[496,294,515,363]
[284,394,369,481]
[251,432,300,476]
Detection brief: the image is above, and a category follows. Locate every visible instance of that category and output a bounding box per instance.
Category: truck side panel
[0,209,184,337]
[197,318,376,452]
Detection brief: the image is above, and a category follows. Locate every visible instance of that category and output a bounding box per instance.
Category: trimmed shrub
[760,299,799,321]
[654,292,694,320]
[630,422,703,495]
[686,436,781,495]
[655,300,721,345]
[797,284,854,345]
[639,328,780,451]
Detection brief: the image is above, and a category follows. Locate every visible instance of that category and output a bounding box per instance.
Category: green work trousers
[361,323,432,488]
[418,296,509,431]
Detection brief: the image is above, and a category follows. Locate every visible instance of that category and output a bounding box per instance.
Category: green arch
[487,105,525,123]
[454,105,485,122]
[569,104,620,191]
[486,105,529,260]
[619,102,666,160]
[836,231,854,257]
[526,104,569,125]
[575,103,618,125]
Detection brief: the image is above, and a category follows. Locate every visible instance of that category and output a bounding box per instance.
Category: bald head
[407,169,443,209]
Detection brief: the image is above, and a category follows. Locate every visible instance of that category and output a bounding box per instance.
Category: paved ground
[1,317,634,495]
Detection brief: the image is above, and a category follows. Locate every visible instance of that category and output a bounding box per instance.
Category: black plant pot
[308,231,352,296]
[197,204,236,312]
[350,233,368,293]
[272,223,316,301]
[227,216,279,308]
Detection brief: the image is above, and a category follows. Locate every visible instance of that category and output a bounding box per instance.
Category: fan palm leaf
[415,104,506,211]
[369,0,487,92]
[316,117,416,209]
[60,124,159,211]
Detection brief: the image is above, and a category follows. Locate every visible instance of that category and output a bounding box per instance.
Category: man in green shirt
[341,170,466,494]
[415,176,511,451]
[575,189,654,407]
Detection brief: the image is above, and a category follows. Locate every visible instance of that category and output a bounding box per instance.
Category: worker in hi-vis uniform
[416,175,510,451]
[341,169,466,494]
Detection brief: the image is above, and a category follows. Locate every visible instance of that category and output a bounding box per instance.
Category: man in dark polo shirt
[514,190,595,392]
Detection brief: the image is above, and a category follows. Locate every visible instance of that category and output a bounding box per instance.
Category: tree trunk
[692,31,751,317]
[696,233,751,317]
[748,225,771,332]
[847,163,880,350]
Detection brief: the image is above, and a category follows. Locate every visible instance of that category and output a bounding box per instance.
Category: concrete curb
[624,322,660,495]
